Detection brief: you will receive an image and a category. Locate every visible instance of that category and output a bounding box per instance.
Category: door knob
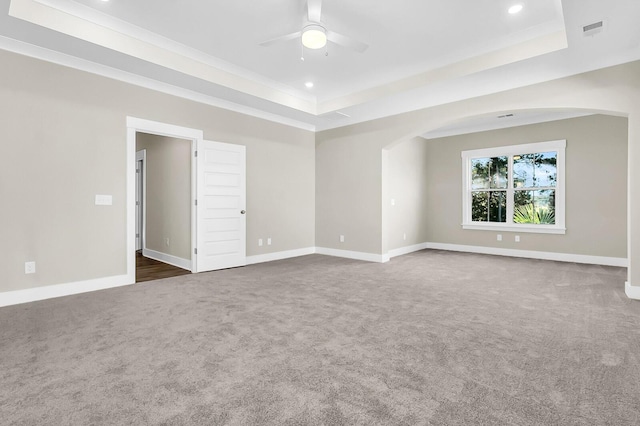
[241,210,246,214]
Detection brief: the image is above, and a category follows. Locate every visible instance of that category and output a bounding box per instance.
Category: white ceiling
[1,0,639,133]
[67,0,565,101]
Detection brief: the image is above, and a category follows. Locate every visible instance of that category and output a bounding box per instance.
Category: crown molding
[0,35,316,131]
[10,0,317,114]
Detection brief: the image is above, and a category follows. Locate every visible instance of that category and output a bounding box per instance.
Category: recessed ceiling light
[508,4,523,14]
[305,82,314,88]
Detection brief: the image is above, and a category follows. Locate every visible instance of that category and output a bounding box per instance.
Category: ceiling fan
[259,0,368,53]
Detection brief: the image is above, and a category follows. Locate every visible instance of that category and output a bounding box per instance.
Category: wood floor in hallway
[136,251,191,283]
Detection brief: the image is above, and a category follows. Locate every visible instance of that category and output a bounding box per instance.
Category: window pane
[490,156,508,189]
[513,190,556,224]
[471,158,490,189]
[472,157,508,189]
[534,152,557,187]
[488,191,507,222]
[472,191,507,222]
[472,191,488,221]
[513,152,557,188]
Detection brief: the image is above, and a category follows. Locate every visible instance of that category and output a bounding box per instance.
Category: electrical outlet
[267,238,272,246]
[515,235,520,242]
[165,237,170,246]
[403,233,407,241]
[25,261,36,274]
[258,238,263,246]
[391,198,395,206]
[497,234,502,241]
[339,235,345,243]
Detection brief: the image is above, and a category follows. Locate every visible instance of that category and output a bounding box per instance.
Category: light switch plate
[95,194,113,205]
[25,261,36,274]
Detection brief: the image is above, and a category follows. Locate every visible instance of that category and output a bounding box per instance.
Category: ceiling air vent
[583,20,604,37]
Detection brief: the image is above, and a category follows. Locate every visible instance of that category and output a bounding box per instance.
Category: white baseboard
[626,282,640,300]
[142,248,192,271]
[0,274,132,308]
[249,247,389,264]
[3,243,628,308]
[316,247,388,263]
[389,242,431,259]
[247,247,316,265]
[424,242,628,267]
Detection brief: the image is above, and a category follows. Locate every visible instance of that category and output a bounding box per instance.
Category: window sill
[462,223,566,234]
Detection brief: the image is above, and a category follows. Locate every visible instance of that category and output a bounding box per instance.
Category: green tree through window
[471,156,508,222]
[512,152,557,224]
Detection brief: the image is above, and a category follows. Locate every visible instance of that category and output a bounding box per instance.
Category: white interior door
[196,140,246,272]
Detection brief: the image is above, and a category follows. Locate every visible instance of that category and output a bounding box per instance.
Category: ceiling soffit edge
[0,34,317,131]
[316,31,568,114]
[9,0,569,119]
[10,0,318,114]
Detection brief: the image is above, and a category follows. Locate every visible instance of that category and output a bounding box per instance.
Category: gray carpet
[1,250,639,425]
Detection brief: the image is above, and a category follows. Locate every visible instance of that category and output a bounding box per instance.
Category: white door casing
[127,117,202,282]
[135,150,146,251]
[196,140,246,272]
[135,159,142,251]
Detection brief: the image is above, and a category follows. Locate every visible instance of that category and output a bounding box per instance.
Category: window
[461,140,566,234]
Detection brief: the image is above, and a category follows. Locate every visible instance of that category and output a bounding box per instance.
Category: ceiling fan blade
[307,0,322,22]
[259,31,302,47]
[326,30,369,53]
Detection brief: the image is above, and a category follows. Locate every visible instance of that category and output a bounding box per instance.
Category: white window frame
[461,140,566,234]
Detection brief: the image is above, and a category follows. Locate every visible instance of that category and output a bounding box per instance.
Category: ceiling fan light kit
[259,0,368,55]
[301,24,327,49]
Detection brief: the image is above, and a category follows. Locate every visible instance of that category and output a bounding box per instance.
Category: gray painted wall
[2,47,640,297]
[317,60,640,286]
[315,136,382,252]
[423,115,628,257]
[387,137,430,250]
[0,49,315,293]
[136,133,191,261]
